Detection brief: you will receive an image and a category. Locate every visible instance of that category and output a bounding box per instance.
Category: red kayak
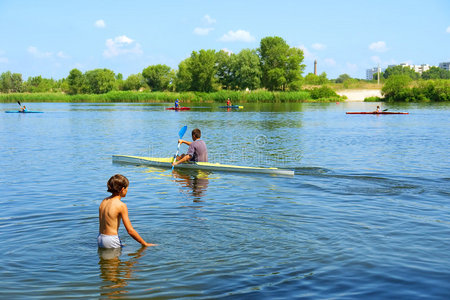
[166,107,191,111]
[346,112,408,115]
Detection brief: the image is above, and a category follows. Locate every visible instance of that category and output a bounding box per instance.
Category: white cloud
[204,15,216,25]
[297,45,316,61]
[193,27,214,36]
[312,43,326,50]
[324,58,336,66]
[95,19,106,28]
[369,41,387,52]
[370,56,397,68]
[219,30,255,42]
[103,35,143,58]
[57,51,70,59]
[447,26,450,33]
[346,62,358,73]
[28,46,53,58]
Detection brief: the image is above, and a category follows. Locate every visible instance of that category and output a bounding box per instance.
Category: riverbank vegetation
[1,35,448,103]
[0,89,341,103]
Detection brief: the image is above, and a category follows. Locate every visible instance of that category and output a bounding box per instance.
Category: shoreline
[337,89,382,102]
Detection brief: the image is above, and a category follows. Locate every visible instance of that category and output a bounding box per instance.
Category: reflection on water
[98,247,147,297]
[172,169,210,202]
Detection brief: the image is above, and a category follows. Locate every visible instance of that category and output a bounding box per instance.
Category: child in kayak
[226,98,232,106]
[375,106,381,113]
[98,174,157,248]
[173,128,208,165]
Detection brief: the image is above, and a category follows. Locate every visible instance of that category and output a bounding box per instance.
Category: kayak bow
[219,105,243,109]
[112,155,294,176]
[346,112,409,115]
[5,110,43,113]
[166,107,191,110]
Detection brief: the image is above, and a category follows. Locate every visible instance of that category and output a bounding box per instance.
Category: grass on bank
[0,89,343,103]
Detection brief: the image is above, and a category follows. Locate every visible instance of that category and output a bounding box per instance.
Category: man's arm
[178,139,192,146]
[173,154,191,166]
[120,203,157,247]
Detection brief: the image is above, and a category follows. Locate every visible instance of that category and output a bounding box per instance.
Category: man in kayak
[175,99,180,109]
[375,106,381,113]
[98,174,157,248]
[226,98,231,106]
[19,105,27,112]
[173,128,208,166]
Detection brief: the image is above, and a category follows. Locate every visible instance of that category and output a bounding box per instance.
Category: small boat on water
[5,110,43,113]
[112,155,294,176]
[346,112,409,115]
[219,105,243,109]
[166,107,191,110]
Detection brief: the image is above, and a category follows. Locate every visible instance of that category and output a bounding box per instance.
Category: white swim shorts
[97,233,123,248]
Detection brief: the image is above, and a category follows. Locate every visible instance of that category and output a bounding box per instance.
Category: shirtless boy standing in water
[98,174,156,248]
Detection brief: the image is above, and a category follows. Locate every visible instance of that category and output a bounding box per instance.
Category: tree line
[1,36,313,95]
[372,65,450,81]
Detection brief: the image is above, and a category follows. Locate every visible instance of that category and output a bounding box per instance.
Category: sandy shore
[336,89,382,102]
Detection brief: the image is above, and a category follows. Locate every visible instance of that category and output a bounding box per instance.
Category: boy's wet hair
[107,174,129,195]
[192,128,201,139]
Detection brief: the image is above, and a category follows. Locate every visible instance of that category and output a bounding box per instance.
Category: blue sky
[0,0,449,80]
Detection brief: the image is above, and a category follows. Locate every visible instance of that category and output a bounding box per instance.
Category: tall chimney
[314,60,317,75]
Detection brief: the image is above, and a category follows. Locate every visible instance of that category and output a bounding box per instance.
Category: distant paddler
[226,98,232,106]
[172,128,208,167]
[174,98,180,109]
[18,101,27,112]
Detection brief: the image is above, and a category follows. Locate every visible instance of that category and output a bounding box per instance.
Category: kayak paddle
[383,109,388,112]
[172,125,188,170]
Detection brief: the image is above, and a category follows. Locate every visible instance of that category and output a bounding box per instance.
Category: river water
[1,102,449,299]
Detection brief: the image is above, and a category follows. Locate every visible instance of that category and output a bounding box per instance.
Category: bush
[309,86,339,99]
[364,96,382,102]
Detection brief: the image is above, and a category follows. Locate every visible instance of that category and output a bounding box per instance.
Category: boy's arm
[120,203,157,247]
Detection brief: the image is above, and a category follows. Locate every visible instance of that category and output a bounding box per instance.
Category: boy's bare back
[97,174,156,248]
[99,196,125,236]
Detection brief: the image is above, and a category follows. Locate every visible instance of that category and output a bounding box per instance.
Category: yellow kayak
[112,155,294,176]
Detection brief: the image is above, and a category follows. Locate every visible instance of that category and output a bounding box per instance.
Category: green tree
[304,72,328,85]
[234,49,261,90]
[336,74,351,83]
[383,65,419,80]
[382,75,412,102]
[25,76,56,92]
[175,59,192,92]
[215,50,234,89]
[67,68,86,94]
[85,69,116,94]
[115,73,124,90]
[421,66,450,80]
[0,71,13,93]
[285,47,305,90]
[142,64,172,91]
[187,49,217,92]
[123,73,146,91]
[258,36,305,91]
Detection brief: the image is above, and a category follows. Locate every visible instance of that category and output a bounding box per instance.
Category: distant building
[412,64,430,74]
[439,62,450,71]
[388,63,430,74]
[366,66,384,80]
